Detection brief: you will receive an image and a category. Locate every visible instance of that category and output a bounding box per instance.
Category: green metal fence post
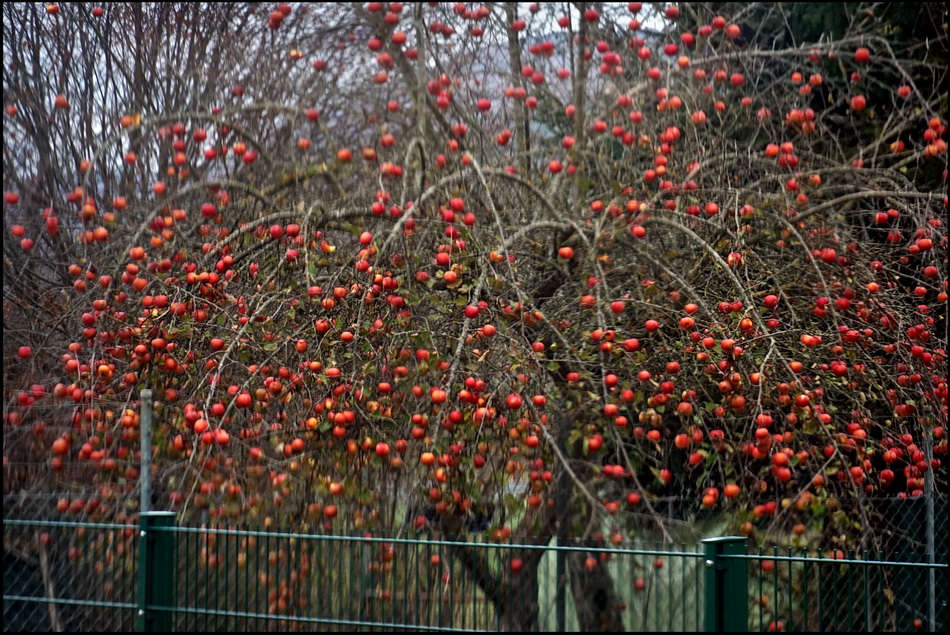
[703,536,748,632]
[138,511,176,632]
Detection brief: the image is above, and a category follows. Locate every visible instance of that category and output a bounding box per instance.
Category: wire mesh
[734,494,948,633]
[3,493,945,632]
[162,525,705,632]
[2,517,138,632]
[741,548,948,633]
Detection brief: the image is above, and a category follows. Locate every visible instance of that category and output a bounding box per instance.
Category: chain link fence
[3,518,138,631]
[732,493,948,632]
[4,491,946,632]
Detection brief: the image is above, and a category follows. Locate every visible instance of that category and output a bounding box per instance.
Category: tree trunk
[568,551,625,632]
[496,568,541,632]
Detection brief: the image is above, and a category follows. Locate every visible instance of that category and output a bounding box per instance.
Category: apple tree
[3,2,947,630]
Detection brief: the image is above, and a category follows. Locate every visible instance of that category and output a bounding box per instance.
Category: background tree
[3,2,947,630]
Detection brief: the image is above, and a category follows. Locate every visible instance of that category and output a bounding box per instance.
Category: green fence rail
[3,514,946,632]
